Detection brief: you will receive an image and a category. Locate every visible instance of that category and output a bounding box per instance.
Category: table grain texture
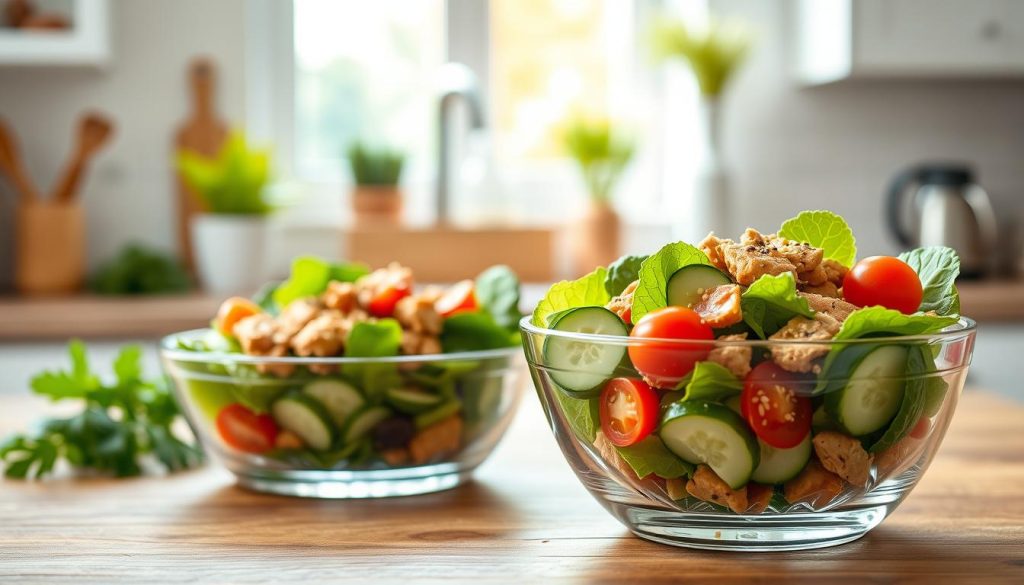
[0,389,1022,584]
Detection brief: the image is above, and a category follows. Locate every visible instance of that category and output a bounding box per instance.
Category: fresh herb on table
[0,341,203,479]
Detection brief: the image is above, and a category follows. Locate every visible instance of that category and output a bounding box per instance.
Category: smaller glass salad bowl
[161,330,523,498]
[521,317,976,551]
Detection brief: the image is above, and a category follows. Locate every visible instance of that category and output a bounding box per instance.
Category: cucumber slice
[303,379,365,427]
[751,434,811,484]
[341,406,392,445]
[825,345,909,436]
[660,400,759,489]
[414,401,462,429]
[386,387,444,414]
[542,306,628,396]
[666,265,732,308]
[271,393,338,451]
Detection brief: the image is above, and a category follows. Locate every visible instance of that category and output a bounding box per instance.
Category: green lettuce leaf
[273,256,369,308]
[343,319,403,401]
[778,210,857,267]
[898,246,961,316]
[674,361,743,401]
[867,344,946,453]
[604,254,647,296]
[614,435,693,479]
[532,267,610,326]
[834,306,958,341]
[740,273,815,338]
[551,391,600,442]
[440,312,519,352]
[474,265,523,330]
[631,242,712,324]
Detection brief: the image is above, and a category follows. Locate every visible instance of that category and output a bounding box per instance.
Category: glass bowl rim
[160,328,521,365]
[519,315,977,347]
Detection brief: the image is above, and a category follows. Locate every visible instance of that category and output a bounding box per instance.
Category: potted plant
[176,132,274,293]
[652,15,751,240]
[563,115,635,276]
[347,141,405,225]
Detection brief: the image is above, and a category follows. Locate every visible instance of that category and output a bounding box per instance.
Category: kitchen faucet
[436,63,485,224]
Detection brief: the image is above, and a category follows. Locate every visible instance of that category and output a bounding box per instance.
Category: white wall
[712,0,1024,259]
[0,0,247,290]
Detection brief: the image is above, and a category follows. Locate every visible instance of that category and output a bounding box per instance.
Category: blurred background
[0,0,1021,398]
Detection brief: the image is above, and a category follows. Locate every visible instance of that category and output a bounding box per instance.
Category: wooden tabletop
[0,389,1022,584]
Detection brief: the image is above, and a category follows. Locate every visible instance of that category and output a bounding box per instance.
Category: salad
[174,257,522,469]
[532,210,962,514]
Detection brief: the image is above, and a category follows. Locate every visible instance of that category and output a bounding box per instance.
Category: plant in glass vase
[563,114,635,276]
[347,141,406,225]
[176,131,274,294]
[652,15,751,240]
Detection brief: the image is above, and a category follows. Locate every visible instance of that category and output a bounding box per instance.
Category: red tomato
[843,256,923,314]
[367,284,411,317]
[741,361,813,449]
[628,307,714,388]
[909,417,931,440]
[599,378,660,447]
[215,404,278,454]
[214,297,261,337]
[435,280,478,317]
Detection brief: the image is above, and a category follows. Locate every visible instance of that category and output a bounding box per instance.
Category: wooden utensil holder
[15,202,86,295]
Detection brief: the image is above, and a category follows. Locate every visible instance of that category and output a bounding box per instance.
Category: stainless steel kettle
[886,164,998,277]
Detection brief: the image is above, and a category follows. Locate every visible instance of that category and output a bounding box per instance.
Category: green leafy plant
[563,116,635,203]
[0,341,203,479]
[89,244,192,295]
[177,131,273,215]
[651,15,752,97]
[347,141,405,187]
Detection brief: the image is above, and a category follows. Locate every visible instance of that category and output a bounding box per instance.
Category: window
[254,0,706,230]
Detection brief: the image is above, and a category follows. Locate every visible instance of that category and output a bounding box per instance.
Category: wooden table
[0,390,1022,584]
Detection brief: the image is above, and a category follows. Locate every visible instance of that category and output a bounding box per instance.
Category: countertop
[0,389,1022,584]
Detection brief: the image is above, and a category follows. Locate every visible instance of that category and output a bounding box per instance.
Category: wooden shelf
[957,279,1024,322]
[0,294,220,340]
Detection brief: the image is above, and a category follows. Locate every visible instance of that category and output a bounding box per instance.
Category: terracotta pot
[352,186,402,226]
[15,202,86,295]
[571,201,621,277]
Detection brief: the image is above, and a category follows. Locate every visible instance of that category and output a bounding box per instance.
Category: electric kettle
[886,164,998,277]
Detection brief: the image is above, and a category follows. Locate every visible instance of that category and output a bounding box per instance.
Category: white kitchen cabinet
[0,0,109,66]
[794,0,1024,84]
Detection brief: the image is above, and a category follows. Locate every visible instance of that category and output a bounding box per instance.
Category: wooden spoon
[52,112,114,204]
[0,118,41,205]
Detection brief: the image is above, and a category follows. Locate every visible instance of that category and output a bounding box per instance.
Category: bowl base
[234,467,473,499]
[615,503,889,551]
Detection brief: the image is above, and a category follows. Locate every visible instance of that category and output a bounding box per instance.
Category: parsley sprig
[0,341,203,479]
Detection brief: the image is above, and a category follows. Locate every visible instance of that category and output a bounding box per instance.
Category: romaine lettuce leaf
[614,435,693,479]
[740,272,815,338]
[631,242,712,324]
[551,391,600,441]
[834,306,958,341]
[343,319,403,401]
[604,254,648,296]
[532,267,610,326]
[898,246,961,316]
[474,265,522,330]
[674,361,743,401]
[440,312,519,352]
[273,256,369,308]
[778,210,857,268]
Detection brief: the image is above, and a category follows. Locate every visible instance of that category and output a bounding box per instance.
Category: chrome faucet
[436,63,485,224]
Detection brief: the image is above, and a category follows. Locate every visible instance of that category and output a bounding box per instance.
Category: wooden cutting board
[173,58,228,273]
[0,389,1021,583]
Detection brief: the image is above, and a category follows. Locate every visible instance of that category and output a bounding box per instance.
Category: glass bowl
[520,316,976,551]
[161,329,524,498]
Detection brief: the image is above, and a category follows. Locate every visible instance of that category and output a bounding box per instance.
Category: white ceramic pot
[191,214,268,294]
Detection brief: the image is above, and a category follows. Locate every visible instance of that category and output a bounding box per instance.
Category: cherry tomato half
[215,404,278,454]
[435,279,478,317]
[599,378,660,447]
[909,417,931,440]
[214,297,261,337]
[843,256,923,315]
[741,361,813,449]
[628,307,714,388]
[367,284,411,318]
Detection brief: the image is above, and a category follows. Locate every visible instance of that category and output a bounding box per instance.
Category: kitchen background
[0,0,1022,398]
